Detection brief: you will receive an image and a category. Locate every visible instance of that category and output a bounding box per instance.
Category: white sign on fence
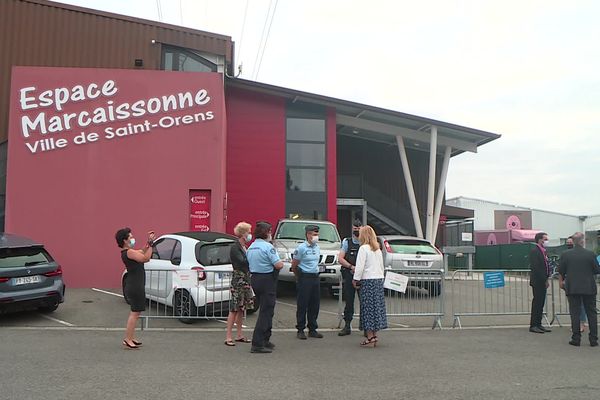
[384,272,409,293]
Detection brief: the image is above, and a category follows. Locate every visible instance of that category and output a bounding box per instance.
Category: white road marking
[92,288,247,327]
[276,300,410,328]
[92,288,124,298]
[38,314,75,327]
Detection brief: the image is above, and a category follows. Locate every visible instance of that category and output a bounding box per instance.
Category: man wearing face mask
[529,232,552,334]
[338,219,362,336]
[291,225,323,340]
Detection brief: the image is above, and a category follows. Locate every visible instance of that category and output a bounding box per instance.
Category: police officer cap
[352,219,363,227]
[305,224,319,233]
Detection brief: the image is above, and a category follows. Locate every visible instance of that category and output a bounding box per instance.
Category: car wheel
[38,303,59,313]
[122,275,130,305]
[173,289,196,324]
[426,281,442,297]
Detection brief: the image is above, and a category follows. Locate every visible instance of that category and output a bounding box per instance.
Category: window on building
[286,103,327,220]
[162,46,217,72]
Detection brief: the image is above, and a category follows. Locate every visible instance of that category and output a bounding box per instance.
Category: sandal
[360,337,377,347]
[235,337,251,343]
[132,340,142,346]
[224,340,236,347]
[122,340,139,350]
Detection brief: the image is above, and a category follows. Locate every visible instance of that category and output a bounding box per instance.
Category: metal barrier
[451,269,550,328]
[550,275,600,327]
[138,267,245,328]
[337,268,445,330]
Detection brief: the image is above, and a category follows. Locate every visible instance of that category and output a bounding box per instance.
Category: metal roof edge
[225,77,501,141]
[446,196,593,218]
[26,0,232,41]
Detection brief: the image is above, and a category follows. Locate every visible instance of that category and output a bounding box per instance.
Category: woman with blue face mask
[225,222,255,346]
[115,227,155,349]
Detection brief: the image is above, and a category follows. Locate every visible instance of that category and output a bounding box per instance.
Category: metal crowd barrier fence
[337,268,445,330]
[451,269,550,329]
[138,267,240,329]
[550,275,600,327]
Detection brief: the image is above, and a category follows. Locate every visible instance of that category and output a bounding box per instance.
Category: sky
[62,0,600,216]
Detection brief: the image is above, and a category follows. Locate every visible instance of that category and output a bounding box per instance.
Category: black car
[0,233,66,313]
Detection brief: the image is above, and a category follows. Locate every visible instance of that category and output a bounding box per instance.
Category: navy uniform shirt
[247,238,280,273]
[341,237,360,252]
[293,241,320,273]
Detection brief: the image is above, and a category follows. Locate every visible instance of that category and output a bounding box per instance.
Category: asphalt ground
[1,284,598,400]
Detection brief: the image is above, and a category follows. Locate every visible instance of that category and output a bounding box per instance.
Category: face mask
[353,230,360,237]
[245,233,252,242]
[267,234,272,241]
[129,238,136,248]
[312,235,319,244]
[543,240,549,247]
[566,244,573,249]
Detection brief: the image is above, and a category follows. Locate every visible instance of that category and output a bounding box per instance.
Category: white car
[122,232,254,323]
[273,219,342,296]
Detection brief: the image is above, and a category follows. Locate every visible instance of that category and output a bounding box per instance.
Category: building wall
[225,87,286,233]
[6,67,227,288]
[447,197,585,245]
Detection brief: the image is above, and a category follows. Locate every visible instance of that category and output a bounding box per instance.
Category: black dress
[121,249,146,312]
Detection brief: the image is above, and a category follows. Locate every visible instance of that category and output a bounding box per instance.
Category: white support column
[425,126,438,241]
[432,146,452,244]
[396,136,423,238]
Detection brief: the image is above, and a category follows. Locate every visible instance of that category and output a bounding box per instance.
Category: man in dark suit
[558,232,600,346]
[529,232,552,333]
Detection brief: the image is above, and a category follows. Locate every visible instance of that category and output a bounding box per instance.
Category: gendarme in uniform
[293,224,322,339]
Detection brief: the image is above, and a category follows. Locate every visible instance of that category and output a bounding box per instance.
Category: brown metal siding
[0,0,233,143]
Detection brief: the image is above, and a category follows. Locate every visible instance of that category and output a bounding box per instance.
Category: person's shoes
[569,340,581,347]
[297,331,307,340]
[265,341,276,349]
[308,331,324,338]
[539,326,552,333]
[529,326,545,334]
[590,341,598,347]
[250,346,272,353]
[338,322,351,336]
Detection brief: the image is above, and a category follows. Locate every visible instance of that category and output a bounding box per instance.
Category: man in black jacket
[529,232,552,333]
[558,232,600,346]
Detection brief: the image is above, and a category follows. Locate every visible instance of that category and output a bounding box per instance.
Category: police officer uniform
[247,237,280,352]
[338,233,361,335]
[293,225,323,339]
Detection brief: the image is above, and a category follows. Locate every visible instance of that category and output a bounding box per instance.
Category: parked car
[377,235,443,296]
[273,219,342,296]
[122,231,255,323]
[0,233,65,313]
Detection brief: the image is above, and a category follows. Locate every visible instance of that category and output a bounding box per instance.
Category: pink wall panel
[225,87,286,234]
[6,67,227,287]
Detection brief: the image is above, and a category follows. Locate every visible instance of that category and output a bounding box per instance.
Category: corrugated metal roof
[225,77,501,156]
[0,0,234,143]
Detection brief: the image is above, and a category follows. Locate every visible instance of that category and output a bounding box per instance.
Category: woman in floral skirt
[225,222,255,346]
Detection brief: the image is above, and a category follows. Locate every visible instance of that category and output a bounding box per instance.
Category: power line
[251,0,273,79]
[236,0,250,67]
[156,0,163,21]
[255,0,278,80]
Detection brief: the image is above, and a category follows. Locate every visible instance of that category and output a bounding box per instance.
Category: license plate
[408,260,428,267]
[217,272,231,280]
[318,265,326,273]
[14,275,42,285]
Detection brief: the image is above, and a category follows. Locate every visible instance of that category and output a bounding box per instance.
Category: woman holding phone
[116,227,155,349]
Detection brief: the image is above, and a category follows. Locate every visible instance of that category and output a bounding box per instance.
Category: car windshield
[195,242,234,266]
[386,240,438,255]
[0,247,53,268]
[276,222,340,243]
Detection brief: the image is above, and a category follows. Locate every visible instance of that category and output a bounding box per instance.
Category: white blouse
[353,244,385,280]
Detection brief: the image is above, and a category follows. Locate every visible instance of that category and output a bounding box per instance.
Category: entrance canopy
[226,78,500,242]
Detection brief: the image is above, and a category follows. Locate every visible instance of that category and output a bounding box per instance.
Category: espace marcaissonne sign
[14,68,217,155]
[6,67,227,288]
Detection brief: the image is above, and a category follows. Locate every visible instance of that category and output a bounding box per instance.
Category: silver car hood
[274,240,340,253]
